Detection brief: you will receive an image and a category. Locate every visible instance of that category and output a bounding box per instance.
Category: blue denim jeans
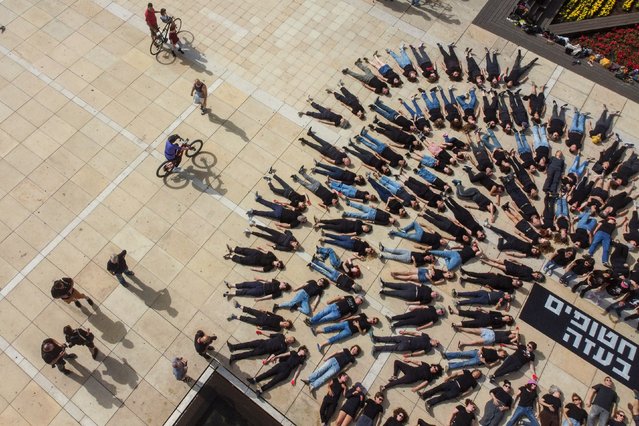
[457,291,492,306]
[555,197,568,217]
[576,212,597,232]
[309,303,341,325]
[323,322,354,344]
[308,358,340,390]
[400,98,424,119]
[388,48,411,68]
[367,176,393,202]
[316,247,342,269]
[328,181,358,198]
[344,201,376,220]
[379,175,402,194]
[444,349,481,369]
[570,111,586,133]
[381,247,412,263]
[455,88,477,110]
[506,406,540,426]
[371,99,399,122]
[310,259,341,283]
[390,220,425,243]
[278,290,312,315]
[515,132,531,154]
[589,231,611,263]
[421,91,440,110]
[481,128,502,152]
[323,233,356,251]
[358,131,387,154]
[415,167,437,183]
[568,154,589,177]
[429,250,462,270]
[532,125,549,149]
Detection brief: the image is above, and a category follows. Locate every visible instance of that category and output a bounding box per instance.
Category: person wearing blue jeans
[386,45,418,81]
[588,217,616,264]
[443,347,506,370]
[305,345,360,391]
[455,88,478,111]
[400,97,425,120]
[389,220,425,243]
[276,279,329,315]
[505,381,540,426]
[310,257,342,282]
[315,315,378,352]
[356,130,389,155]
[420,87,441,110]
[429,249,462,271]
[567,108,587,153]
[481,128,502,152]
[369,98,400,122]
[327,180,358,198]
[514,130,531,156]
[307,295,363,326]
[343,200,377,221]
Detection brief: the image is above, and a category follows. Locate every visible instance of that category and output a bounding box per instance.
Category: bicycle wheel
[150,37,163,55]
[185,139,203,157]
[173,18,182,33]
[156,160,174,178]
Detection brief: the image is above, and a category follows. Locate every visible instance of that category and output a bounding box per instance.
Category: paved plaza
[0,0,638,425]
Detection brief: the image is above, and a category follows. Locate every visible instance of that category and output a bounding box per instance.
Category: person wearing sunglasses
[607,410,627,426]
[505,379,539,426]
[562,393,587,426]
[382,407,408,425]
[355,392,385,426]
[489,341,537,383]
[449,399,478,426]
[586,377,618,426]
[480,380,513,426]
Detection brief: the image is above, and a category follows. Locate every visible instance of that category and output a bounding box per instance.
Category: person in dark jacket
[248,346,308,395]
[227,332,295,364]
[223,246,284,272]
[193,330,217,359]
[228,302,292,332]
[244,223,300,251]
[41,338,77,375]
[107,250,135,287]
[51,278,94,308]
[63,325,98,359]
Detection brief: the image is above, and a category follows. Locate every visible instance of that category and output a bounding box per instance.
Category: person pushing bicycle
[144,3,161,43]
[164,134,188,172]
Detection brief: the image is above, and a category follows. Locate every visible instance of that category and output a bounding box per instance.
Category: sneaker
[272,303,279,312]
[378,242,385,251]
[74,301,81,308]
[452,289,457,298]
[234,300,241,309]
[227,314,237,321]
[243,228,251,235]
[171,50,176,57]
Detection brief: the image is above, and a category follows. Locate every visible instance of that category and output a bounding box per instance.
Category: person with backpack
[63,325,98,360]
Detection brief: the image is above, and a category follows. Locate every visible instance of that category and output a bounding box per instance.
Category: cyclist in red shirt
[144,3,160,42]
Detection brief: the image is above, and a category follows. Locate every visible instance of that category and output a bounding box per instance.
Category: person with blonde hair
[107,250,134,287]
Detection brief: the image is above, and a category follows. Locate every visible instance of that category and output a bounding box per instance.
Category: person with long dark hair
[247,346,308,395]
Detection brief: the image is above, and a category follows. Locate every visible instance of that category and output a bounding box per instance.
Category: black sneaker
[74,301,81,308]
[87,298,94,306]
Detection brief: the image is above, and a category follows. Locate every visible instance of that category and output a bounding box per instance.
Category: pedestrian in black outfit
[588,106,619,144]
[228,302,292,331]
[437,43,463,81]
[51,277,94,308]
[335,382,367,426]
[63,325,98,360]
[489,342,536,382]
[107,250,135,287]
[193,330,217,359]
[41,338,77,375]
[524,83,545,124]
[224,278,290,301]
[611,152,639,188]
[410,43,439,82]
[465,49,485,86]
[299,98,349,128]
[504,49,538,88]
[488,225,543,257]
[342,59,390,95]
[263,173,309,211]
[227,332,295,363]
[313,161,365,186]
[299,128,351,166]
[247,346,308,395]
[344,144,391,176]
[484,48,501,87]
[482,90,499,128]
[507,89,530,129]
[244,222,300,251]
[247,195,307,228]
[387,306,445,330]
[450,307,514,329]
[224,245,284,272]
[381,360,443,392]
[480,380,513,426]
[327,82,366,119]
[419,369,482,409]
[356,392,385,425]
[319,373,350,426]
[371,330,439,356]
[497,92,514,133]
[314,218,372,235]
[547,101,567,141]
[460,269,523,294]
[592,138,627,176]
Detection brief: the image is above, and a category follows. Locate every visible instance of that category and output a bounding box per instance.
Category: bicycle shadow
[372,0,461,25]
[205,110,250,143]
[154,31,213,76]
[162,152,227,195]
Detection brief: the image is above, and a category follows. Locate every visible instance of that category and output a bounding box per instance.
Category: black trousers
[228,339,269,361]
[373,336,413,353]
[320,392,341,424]
[385,360,428,389]
[421,381,461,406]
[239,307,275,329]
[254,363,295,392]
[492,355,524,378]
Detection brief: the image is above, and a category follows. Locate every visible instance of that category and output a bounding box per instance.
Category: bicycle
[150,17,182,56]
[156,138,203,178]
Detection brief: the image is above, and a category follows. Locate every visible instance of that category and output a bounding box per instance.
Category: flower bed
[558,0,638,22]
[574,24,639,69]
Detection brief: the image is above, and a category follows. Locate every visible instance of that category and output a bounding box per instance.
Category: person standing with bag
[51,277,94,308]
[41,338,77,375]
[63,325,99,360]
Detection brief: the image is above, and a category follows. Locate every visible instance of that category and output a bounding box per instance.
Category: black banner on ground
[520,285,638,389]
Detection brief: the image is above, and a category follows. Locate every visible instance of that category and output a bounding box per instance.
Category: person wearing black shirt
[63,325,98,360]
[411,43,439,82]
[314,162,364,186]
[342,59,390,95]
[369,99,416,133]
[504,49,538,88]
[539,387,562,425]
[50,277,94,308]
[335,382,367,426]
[482,90,499,128]
[419,369,482,408]
[383,407,409,426]
[372,330,439,356]
[489,342,536,382]
[444,346,507,371]
[224,246,284,272]
[244,223,300,252]
[588,216,616,264]
[389,266,453,286]
[542,247,577,276]
[381,360,443,392]
[356,392,385,426]
[263,173,309,211]
[307,295,363,326]
[379,281,439,304]
[327,82,366,119]
[388,45,418,81]
[41,338,77,375]
[543,151,566,193]
[193,329,216,359]
[607,410,627,426]
[437,43,463,81]
[356,130,409,168]
[228,333,295,363]
[497,92,514,134]
[107,250,134,286]
[247,195,307,229]
[315,314,378,353]
[387,306,445,330]
[314,218,372,235]
[224,278,290,301]
[449,400,478,426]
[489,225,542,258]
[450,307,514,329]
[506,381,539,425]
[275,278,328,315]
[345,144,392,176]
[299,100,348,128]
[586,377,618,425]
[228,302,292,331]
[300,128,351,166]
[388,220,451,248]
[293,167,339,211]
[319,373,350,425]
[304,345,361,392]
[459,270,523,294]
[559,256,595,285]
[248,346,308,394]
[588,107,619,145]
[480,258,545,282]
[547,101,567,141]
[508,90,530,129]
[611,152,639,188]
[480,380,513,426]
[319,233,374,259]
[458,328,520,349]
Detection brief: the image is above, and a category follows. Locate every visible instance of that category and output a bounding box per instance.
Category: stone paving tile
[1,0,638,425]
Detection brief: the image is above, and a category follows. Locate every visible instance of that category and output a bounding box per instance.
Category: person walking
[41,338,77,375]
[51,277,94,308]
[194,330,217,359]
[172,356,190,382]
[191,79,208,114]
[63,325,98,360]
[107,250,135,287]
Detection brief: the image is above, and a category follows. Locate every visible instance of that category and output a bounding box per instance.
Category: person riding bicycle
[164,134,187,172]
